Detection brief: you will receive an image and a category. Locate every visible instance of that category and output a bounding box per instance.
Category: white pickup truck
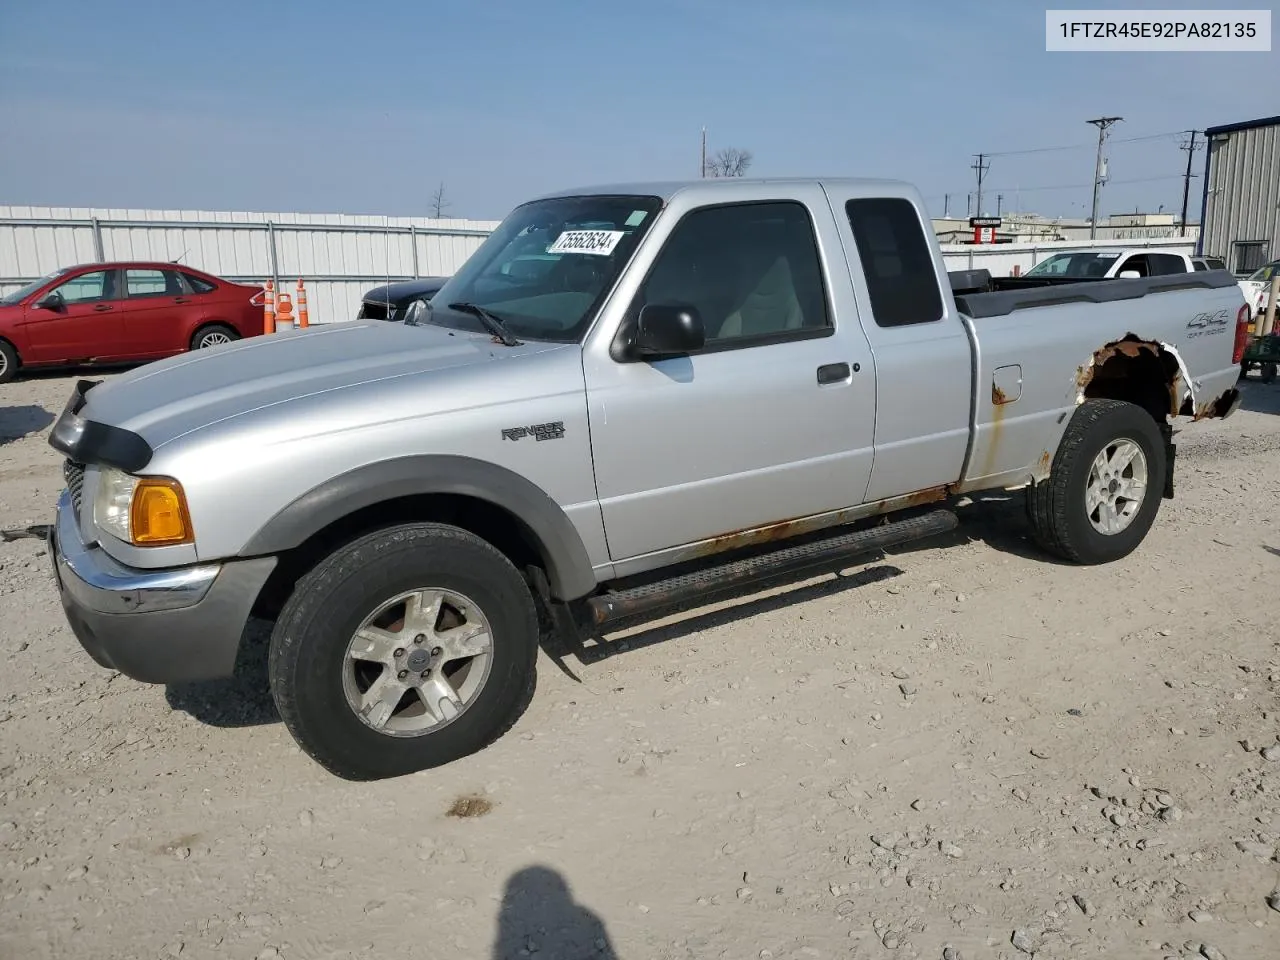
[1024,248,1196,281]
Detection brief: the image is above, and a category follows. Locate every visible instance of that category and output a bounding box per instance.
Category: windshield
[0,269,68,305]
[1024,252,1121,278]
[1247,263,1279,282]
[423,194,664,342]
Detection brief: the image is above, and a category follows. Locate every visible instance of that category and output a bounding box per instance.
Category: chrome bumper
[53,490,220,615]
[50,490,277,683]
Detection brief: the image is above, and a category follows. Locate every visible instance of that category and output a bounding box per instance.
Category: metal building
[1197,114,1280,274]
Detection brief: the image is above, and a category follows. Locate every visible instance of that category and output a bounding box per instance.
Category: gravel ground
[2,370,1279,960]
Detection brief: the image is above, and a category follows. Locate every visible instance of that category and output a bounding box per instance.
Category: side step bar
[584,508,958,626]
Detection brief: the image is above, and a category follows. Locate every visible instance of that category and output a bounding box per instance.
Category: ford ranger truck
[45,178,1248,780]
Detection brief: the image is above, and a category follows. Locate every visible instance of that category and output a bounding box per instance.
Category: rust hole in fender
[991,383,1008,405]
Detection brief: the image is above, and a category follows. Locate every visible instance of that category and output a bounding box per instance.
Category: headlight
[94,468,194,547]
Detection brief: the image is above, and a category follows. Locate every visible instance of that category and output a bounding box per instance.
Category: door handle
[173,297,190,304]
[93,304,114,312]
[816,362,851,385]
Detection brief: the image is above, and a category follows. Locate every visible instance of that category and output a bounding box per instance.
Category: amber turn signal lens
[130,478,193,545]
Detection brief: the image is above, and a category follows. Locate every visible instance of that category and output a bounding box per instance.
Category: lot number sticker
[548,230,625,256]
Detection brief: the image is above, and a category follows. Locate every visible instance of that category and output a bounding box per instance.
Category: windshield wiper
[448,302,522,346]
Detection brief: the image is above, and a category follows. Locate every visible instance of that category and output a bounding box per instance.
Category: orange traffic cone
[263,280,276,334]
[275,293,295,329]
[297,278,309,328]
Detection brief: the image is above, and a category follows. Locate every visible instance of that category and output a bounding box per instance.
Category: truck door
[581,185,877,565]
[823,188,972,502]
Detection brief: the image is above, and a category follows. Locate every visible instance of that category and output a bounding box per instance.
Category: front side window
[636,200,831,346]
[424,194,664,342]
[54,270,113,304]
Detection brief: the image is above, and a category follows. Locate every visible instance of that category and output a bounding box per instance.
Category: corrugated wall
[0,206,501,323]
[1201,121,1280,270]
[1,206,1198,320]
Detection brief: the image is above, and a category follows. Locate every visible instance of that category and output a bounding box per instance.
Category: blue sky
[0,0,1275,221]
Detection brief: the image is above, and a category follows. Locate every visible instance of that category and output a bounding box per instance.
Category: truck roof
[534,177,919,203]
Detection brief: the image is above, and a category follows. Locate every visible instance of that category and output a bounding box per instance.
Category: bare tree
[430,182,451,218]
[704,147,754,178]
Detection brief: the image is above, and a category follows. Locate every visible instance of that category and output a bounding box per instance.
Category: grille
[64,460,86,514]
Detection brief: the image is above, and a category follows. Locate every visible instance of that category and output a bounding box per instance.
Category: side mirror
[1117,270,1141,280]
[34,292,64,310]
[634,304,705,358]
[403,298,430,326]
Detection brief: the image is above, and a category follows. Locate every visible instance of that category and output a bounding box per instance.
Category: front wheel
[1263,362,1277,385]
[268,523,539,780]
[1026,399,1166,565]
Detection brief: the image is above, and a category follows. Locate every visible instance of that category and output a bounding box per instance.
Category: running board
[584,508,958,626]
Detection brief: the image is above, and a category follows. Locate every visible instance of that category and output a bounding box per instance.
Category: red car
[0,261,266,383]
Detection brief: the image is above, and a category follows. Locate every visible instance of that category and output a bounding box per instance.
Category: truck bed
[949,269,1240,319]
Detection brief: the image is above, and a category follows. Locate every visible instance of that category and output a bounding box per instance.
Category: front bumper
[50,490,276,683]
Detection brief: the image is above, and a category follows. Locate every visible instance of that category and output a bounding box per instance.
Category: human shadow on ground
[0,404,54,445]
[492,866,617,960]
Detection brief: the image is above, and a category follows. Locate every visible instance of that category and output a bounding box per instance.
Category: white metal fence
[0,206,501,324]
[1,206,1198,324]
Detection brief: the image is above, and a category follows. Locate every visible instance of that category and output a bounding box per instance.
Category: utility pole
[1179,130,1201,236]
[1087,116,1122,239]
[943,193,950,218]
[971,154,990,217]
[700,127,706,179]
[967,193,973,217]
[997,194,1003,217]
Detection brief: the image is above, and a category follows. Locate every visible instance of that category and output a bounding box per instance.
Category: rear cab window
[844,197,944,327]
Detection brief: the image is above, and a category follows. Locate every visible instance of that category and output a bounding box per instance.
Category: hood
[78,320,562,450]
[361,277,450,305]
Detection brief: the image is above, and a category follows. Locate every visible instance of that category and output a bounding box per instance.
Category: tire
[1026,399,1166,565]
[1263,362,1278,385]
[190,324,239,351]
[0,339,18,384]
[268,522,538,780]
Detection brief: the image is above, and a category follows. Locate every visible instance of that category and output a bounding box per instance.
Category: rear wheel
[190,324,238,350]
[0,340,17,384]
[268,523,539,780]
[1026,399,1166,565]
[1263,362,1277,385]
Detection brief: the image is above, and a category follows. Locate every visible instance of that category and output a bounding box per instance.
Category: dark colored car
[355,276,449,322]
[0,261,266,384]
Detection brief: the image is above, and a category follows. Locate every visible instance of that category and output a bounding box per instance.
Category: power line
[971,174,1184,195]
[981,129,1186,159]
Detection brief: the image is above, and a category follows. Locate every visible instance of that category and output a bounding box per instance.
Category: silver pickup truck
[45,178,1249,780]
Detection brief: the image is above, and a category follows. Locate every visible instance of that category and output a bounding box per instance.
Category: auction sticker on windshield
[548,230,625,256]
